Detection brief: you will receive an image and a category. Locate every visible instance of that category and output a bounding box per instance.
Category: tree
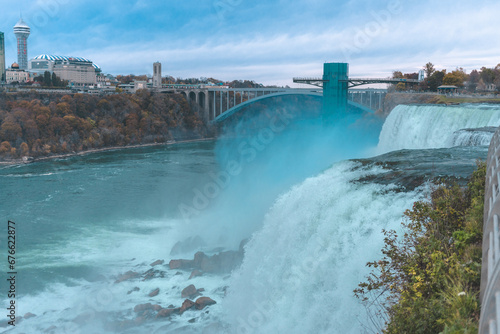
[43,71,52,87]
[428,70,445,91]
[443,69,467,87]
[424,62,435,78]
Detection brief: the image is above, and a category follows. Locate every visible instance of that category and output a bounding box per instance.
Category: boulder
[134,303,153,313]
[181,284,198,298]
[149,288,160,297]
[127,287,140,294]
[169,259,194,270]
[150,259,164,266]
[114,271,140,283]
[179,299,195,314]
[194,297,216,310]
[189,269,203,279]
[156,307,178,318]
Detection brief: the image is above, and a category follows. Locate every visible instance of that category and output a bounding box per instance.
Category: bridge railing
[480,126,500,333]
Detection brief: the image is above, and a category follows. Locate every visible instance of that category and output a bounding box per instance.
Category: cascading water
[220,103,500,334]
[222,162,422,334]
[2,103,499,334]
[376,104,500,153]
[451,127,497,147]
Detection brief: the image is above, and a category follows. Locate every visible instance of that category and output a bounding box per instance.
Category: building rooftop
[13,18,30,35]
[33,54,101,72]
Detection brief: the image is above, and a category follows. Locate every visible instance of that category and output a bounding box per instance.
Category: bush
[355,161,485,333]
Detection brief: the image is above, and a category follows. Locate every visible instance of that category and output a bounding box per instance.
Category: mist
[176,97,383,250]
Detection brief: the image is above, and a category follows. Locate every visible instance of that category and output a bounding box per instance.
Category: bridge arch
[188,91,197,104]
[213,91,322,122]
[212,91,370,123]
[198,91,206,109]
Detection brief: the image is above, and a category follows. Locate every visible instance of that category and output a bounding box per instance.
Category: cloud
[0,0,498,85]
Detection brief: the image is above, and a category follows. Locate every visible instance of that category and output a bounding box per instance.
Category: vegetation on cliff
[0,90,209,161]
[355,161,486,333]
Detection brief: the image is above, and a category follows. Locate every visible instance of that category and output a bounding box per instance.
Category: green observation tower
[322,62,348,121]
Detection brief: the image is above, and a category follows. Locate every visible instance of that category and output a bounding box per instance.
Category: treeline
[33,71,69,88]
[392,62,500,92]
[0,90,209,160]
[355,162,485,333]
[115,75,282,88]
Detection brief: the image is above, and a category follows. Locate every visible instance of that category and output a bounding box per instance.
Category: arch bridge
[157,63,418,123]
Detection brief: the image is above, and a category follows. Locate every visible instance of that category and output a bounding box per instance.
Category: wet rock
[194,297,216,310]
[188,318,196,323]
[169,246,244,274]
[134,303,153,313]
[170,236,206,255]
[200,250,243,274]
[181,284,199,298]
[127,287,140,294]
[169,259,194,270]
[189,269,203,279]
[114,270,140,283]
[149,288,160,297]
[150,259,164,266]
[194,251,209,267]
[179,299,195,314]
[156,307,179,318]
[24,312,36,319]
[142,268,165,280]
[197,288,205,293]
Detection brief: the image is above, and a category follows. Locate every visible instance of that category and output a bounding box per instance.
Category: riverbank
[0,137,215,167]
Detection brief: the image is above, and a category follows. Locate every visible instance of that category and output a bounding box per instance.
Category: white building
[6,63,29,84]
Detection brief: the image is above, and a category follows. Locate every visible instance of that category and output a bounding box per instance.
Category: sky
[0,0,499,86]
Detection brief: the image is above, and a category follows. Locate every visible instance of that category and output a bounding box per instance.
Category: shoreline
[0,137,215,167]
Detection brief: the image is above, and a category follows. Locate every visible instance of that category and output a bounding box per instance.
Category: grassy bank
[355,161,486,333]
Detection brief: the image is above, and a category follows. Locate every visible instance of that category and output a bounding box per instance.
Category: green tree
[428,70,445,91]
[424,62,435,78]
[43,71,52,87]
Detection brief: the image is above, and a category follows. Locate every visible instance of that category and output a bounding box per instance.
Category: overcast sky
[0,0,498,86]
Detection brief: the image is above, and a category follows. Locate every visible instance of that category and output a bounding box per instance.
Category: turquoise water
[0,143,218,293]
[0,104,498,333]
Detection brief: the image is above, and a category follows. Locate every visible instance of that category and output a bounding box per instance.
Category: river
[0,103,499,333]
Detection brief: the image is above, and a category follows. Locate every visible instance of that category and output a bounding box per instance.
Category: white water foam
[221,161,423,334]
[377,104,500,153]
[451,127,496,147]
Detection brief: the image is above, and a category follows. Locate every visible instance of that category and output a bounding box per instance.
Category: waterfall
[377,104,500,153]
[222,162,422,334]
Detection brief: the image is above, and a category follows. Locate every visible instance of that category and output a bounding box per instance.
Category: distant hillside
[0,91,211,162]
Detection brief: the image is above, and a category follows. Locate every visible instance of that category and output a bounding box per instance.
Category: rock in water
[150,259,164,266]
[149,288,160,297]
[114,271,140,283]
[194,297,216,310]
[179,299,195,314]
[181,284,198,298]
[189,269,203,279]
